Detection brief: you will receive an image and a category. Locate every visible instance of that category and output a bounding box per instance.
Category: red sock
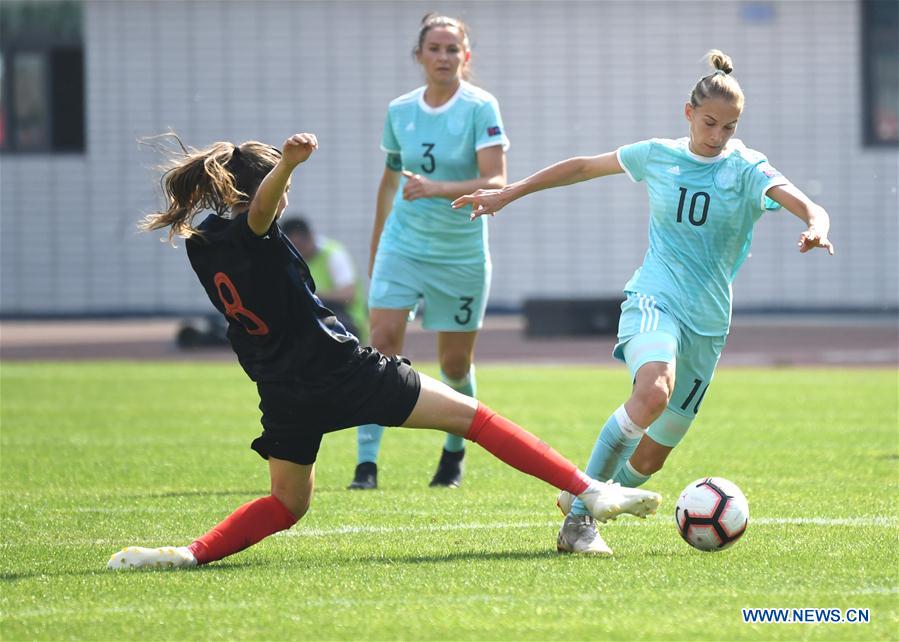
[187,495,298,565]
[465,403,591,495]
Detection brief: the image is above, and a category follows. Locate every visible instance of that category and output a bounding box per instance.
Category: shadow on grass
[0,561,258,582]
[1,546,689,584]
[347,546,692,565]
[374,549,560,564]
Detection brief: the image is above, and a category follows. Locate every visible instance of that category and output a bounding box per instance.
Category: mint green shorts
[368,251,491,331]
[612,292,726,447]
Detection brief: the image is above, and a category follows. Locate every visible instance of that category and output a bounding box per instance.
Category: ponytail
[140,134,280,242]
[689,49,744,110]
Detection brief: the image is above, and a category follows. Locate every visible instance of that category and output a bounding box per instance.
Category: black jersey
[186,213,360,384]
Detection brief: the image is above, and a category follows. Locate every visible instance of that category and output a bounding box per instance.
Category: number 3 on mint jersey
[454,296,474,325]
[421,143,436,174]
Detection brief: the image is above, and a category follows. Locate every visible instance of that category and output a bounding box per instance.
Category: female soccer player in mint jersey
[350,14,509,490]
[453,50,834,555]
[106,132,661,570]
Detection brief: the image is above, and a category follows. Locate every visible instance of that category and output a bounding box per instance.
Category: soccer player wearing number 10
[351,13,510,490]
[106,132,662,570]
[453,50,834,555]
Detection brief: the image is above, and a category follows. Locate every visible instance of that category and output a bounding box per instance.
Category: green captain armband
[385,153,402,172]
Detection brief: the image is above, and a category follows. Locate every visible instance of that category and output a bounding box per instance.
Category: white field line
[753,517,899,527]
[28,505,899,528]
[2,516,895,548]
[283,516,899,538]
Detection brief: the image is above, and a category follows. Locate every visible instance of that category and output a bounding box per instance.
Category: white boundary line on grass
[0,516,893,547]
[41,507,899,530]
[44,504,899,528]
[283,515,898,538]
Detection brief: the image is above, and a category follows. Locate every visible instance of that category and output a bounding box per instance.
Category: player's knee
[271,485,311,521]
[638,382,671,418]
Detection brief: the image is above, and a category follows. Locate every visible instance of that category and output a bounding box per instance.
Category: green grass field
[1,362,896,641]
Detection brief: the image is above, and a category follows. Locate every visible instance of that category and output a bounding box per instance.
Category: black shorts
[250,347,421,465]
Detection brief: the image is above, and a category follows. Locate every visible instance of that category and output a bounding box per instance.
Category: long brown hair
[689,49,745,111]
[140,133,281,242]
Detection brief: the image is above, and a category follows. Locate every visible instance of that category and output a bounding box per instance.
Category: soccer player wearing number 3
[351,14,510,490]
[453,51,834,555]
[106,132,661,570]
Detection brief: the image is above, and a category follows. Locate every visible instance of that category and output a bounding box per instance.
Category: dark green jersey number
[676,188,710,226]
[454,296,474,325]
[421,143,436,174]
[680,378,709,415]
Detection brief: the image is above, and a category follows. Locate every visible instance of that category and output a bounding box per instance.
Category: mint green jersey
[379,81,509,264]
[617,137,789,336]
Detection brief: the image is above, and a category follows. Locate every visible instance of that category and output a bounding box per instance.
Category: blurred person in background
[281,217,368,343]
[351,13,509,490]
[454,50,834,555]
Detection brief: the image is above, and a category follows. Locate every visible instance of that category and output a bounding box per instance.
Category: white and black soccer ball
[675,477,749,552]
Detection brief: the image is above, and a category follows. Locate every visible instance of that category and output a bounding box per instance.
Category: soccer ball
[675,477,749,552]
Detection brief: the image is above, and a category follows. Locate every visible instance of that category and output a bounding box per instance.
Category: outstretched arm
[248,133,318,235]
[451,152,623,219]
[766,184,835,255]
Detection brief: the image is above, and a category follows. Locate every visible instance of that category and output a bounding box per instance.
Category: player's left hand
[282,133,318,166]
[401,170,436,201]
[798,227,834,255]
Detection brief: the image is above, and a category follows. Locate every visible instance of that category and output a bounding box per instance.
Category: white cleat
[574,480,662,524]
[557,490,575,516]
[107,546,197,570]
[557,514,613,556]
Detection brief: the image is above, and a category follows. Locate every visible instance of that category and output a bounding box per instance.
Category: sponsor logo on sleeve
[487,126,502,137]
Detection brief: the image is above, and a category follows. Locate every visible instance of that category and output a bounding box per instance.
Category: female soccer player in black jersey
[106,132,661,569]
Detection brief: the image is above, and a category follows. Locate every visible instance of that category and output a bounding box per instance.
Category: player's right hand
[282,133,318,166]
[798,227,835,255]
[452,188,509,220]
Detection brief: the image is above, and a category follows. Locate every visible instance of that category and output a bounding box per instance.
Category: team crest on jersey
[758,162,780,178]
[714,163,738,191]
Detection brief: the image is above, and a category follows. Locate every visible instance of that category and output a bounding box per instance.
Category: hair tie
[704,69,728,82]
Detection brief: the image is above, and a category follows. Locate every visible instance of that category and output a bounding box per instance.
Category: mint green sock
[441,367,476,453]
[614,461,652,487]
[571,406,646,515]
[357,424,384,464]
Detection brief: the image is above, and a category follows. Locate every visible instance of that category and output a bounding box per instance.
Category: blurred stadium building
[1,0,896,317]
